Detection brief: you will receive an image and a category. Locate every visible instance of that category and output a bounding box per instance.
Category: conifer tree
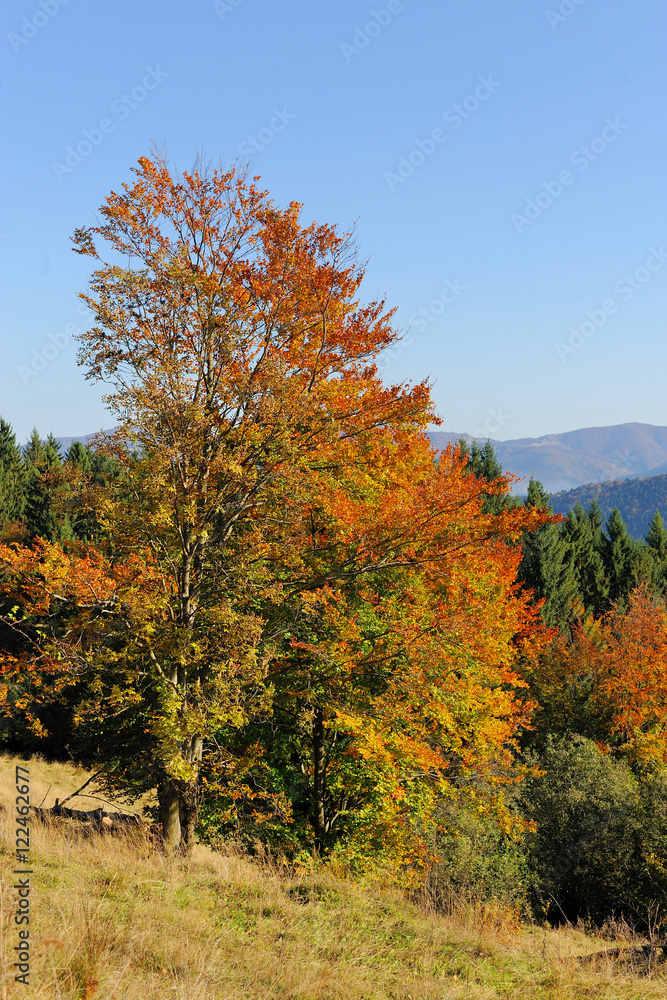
[645,510,667,593]
[66,440,93,473]
[646,510,667,560]
[0,419,26,529]
[519,478,578,628]
[23,430,71,541]
[23,428,45,468]
[44,434,62,464]
[459,438,519,514]
[582,502,611,614]
[471,440,503,481]
[562,503,608,617]
[630,537,658,594]
[604,507,636,606]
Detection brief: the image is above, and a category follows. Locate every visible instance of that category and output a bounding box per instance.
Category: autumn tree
[65,152,444,852]
[591,587,667,764]
[0,153,551,863]
[522,584,667,765]
[223,436,550,869]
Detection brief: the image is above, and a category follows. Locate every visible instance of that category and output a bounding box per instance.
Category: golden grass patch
[0,754,664,999]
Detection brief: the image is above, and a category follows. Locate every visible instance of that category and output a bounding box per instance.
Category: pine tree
[525,477,551,510]
[519,478,578,628]
[66,440,93,473]
[643,510,667,594]
[646,510,667,560]
[603,507,636,606]
[630,536,658,594]
[0,419,26,529]
[23,429,68,540]
[44,433,62,467]
[472,439,503,481]
[582,502,610,615]
[587,500,605,537]
[460,438,519,514]
[23,427,45,468]
[562,503,608,617]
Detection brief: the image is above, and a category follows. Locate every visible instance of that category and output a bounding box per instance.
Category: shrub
[521,736,667,929]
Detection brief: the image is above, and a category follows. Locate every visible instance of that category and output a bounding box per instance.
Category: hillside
[0,755,661,999]
[429,422,667,493]
[551,474,667,539]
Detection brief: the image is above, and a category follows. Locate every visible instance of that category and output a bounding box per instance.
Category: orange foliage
[526,587,667,766]
[593,588,667,763]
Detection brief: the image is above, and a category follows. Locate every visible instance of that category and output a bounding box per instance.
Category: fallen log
[32,800,145,833]
[578,943,666,967]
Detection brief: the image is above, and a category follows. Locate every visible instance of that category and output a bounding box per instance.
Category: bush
[420,797,531,917]
[520,736,667,929]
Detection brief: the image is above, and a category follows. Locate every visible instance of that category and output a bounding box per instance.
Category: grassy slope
[0,756,665,999]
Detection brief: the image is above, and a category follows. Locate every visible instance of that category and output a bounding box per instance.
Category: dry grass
[0,755,665,999]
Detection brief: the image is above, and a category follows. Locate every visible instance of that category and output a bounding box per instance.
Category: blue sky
[1,0,665,444]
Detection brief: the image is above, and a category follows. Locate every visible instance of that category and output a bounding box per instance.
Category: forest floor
[0,754,665,999]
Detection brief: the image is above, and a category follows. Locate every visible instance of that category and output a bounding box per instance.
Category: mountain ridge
[428,422,667,493]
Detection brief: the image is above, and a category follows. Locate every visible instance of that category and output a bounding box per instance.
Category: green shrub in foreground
[520,736,667,929]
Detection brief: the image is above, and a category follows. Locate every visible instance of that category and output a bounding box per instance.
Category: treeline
[458,436,667,627]
[552,472,667,540]
[519,479,667,627]
[451,439,667,928]
[0,420,117,543]
[5,421,663,632]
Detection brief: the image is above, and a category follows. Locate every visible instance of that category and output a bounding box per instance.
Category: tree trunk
[179,735,203,852]
[158,779,181,853]
[179,780,199,852]
[312,707,327,853]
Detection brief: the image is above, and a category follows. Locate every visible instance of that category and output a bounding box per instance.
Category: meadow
[0,755,664,1000]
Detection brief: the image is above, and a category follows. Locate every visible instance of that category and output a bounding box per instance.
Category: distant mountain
[429,423,667,493]
[551,475,667,540]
